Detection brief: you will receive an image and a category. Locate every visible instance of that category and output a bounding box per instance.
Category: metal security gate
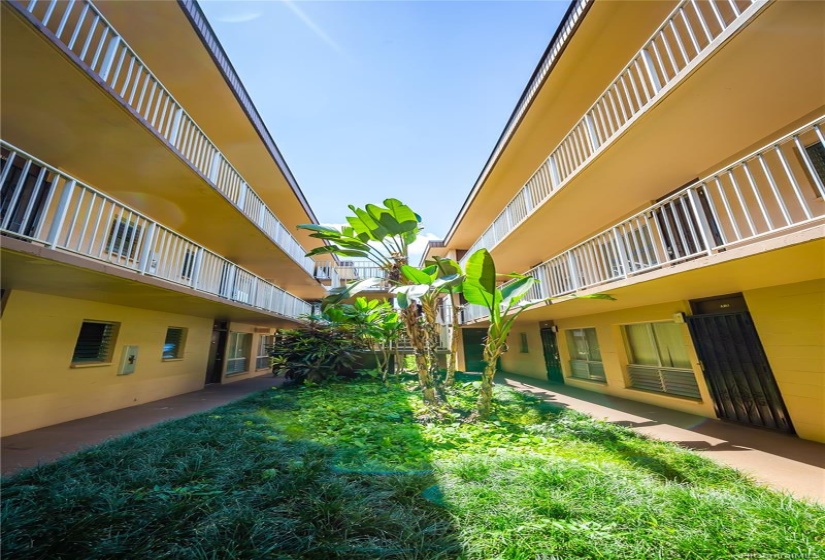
[687,310,794,433]
[540,328,564,384]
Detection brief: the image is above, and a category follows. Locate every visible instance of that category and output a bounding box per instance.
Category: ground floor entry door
[205,322,228,384]
[462,328,487,373]
[686,296,794,434]
[540,328,564,384]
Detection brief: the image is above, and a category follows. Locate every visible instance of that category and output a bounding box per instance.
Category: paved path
[500,373,825,505]
[1,375,284,476]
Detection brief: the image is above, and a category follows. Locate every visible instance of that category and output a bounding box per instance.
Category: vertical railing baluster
[34,173,61,241]
[690,0,714,43]
[67,3,90,51]
[687,188,715,254]
[669,19,690,66]
[679,7,701,56]
[139,223,157,274]
[793,135,825,198]
[725,170,755,237]
[741,161,773,231]
[55,0,77,40]
[704,178,730,244]
[77,190,96,251]
[774,145,813,220]
[46,179,76,248]
[78,14,100,62]
[17,166,48,236]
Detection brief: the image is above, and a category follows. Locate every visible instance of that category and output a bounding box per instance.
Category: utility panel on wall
[119,346,139,375]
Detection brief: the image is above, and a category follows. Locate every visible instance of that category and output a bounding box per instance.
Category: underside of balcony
[1,237,305,326]
[90,0,321,254]
[463,225,823,327]
[0,2,325,300]
[457,0,825,275]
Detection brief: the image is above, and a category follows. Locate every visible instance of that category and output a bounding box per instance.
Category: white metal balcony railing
[460,116,825,323]
[0,141,313,320]
[461,0,765,266]
[314,260,391,291]
[14,0,316,275]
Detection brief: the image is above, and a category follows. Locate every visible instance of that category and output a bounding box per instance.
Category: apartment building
[426,0,825,442]
[0,0,328,436]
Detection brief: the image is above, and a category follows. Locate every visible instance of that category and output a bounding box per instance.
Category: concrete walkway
[500,373,825,505]
[1,375,284,476]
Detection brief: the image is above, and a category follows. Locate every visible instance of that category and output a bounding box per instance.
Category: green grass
[3,377,823,559]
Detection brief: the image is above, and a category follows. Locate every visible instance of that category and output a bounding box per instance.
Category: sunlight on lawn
[3,378,822,560]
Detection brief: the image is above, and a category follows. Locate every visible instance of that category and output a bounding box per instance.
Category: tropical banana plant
[392,264,463,401]
[298,198,421,283]
[461,249,544,418]
[396,261,464,386]
[430,257,464,387]
[463,248,615,418]
[298,199,445,406]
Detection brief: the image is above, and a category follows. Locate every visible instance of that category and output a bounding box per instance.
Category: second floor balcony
[460,116,825,323]
[2,0,320,290]
[457,0,821,274]
[1,141,313,322]
[313,261,392,293]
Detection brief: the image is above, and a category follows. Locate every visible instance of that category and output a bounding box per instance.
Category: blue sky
[200,0,568,255]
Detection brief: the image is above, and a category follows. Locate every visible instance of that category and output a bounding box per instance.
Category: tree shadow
[500,373,825,469]
[0,384,464,560]
[674,440,752,452]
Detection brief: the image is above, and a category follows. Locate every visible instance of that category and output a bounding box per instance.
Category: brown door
[205,322,227,384]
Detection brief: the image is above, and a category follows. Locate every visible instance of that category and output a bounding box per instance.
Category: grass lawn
[2,377,823,559]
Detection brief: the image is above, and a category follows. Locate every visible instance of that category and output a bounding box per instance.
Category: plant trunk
[444,297,460,387]
[421,299,441,375]
[476,341,502,419]
[402,306,440,406]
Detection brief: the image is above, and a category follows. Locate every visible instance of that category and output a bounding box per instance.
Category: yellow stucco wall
[552,301,718,418]
[500,327,547,380]
[745,280,825,443]
[496,284,825,443]
[0,290,212,436]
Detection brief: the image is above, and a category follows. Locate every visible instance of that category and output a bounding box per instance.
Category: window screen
[163,327,186,359]
[72,321,118,363]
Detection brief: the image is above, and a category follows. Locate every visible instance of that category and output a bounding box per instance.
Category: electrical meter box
[119,346,139,375]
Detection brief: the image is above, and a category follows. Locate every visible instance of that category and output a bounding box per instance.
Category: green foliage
[270,321,368,384]
[325,298,403,380]
[4,380,822,559]
[298,198,422,272]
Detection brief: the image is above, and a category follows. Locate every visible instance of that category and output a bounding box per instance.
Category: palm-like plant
[331,297,403,383]
[463,249,615,418]
[299,199,445,406]
[393,264,463,400]
[462,249,547,418]
[298,198,420,283]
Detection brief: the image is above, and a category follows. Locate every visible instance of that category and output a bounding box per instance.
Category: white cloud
[281,0,347,57]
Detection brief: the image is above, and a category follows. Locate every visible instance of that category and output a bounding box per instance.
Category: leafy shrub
[271,321,368,384]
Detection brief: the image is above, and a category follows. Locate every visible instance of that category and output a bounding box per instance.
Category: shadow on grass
[0,384,463,560]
